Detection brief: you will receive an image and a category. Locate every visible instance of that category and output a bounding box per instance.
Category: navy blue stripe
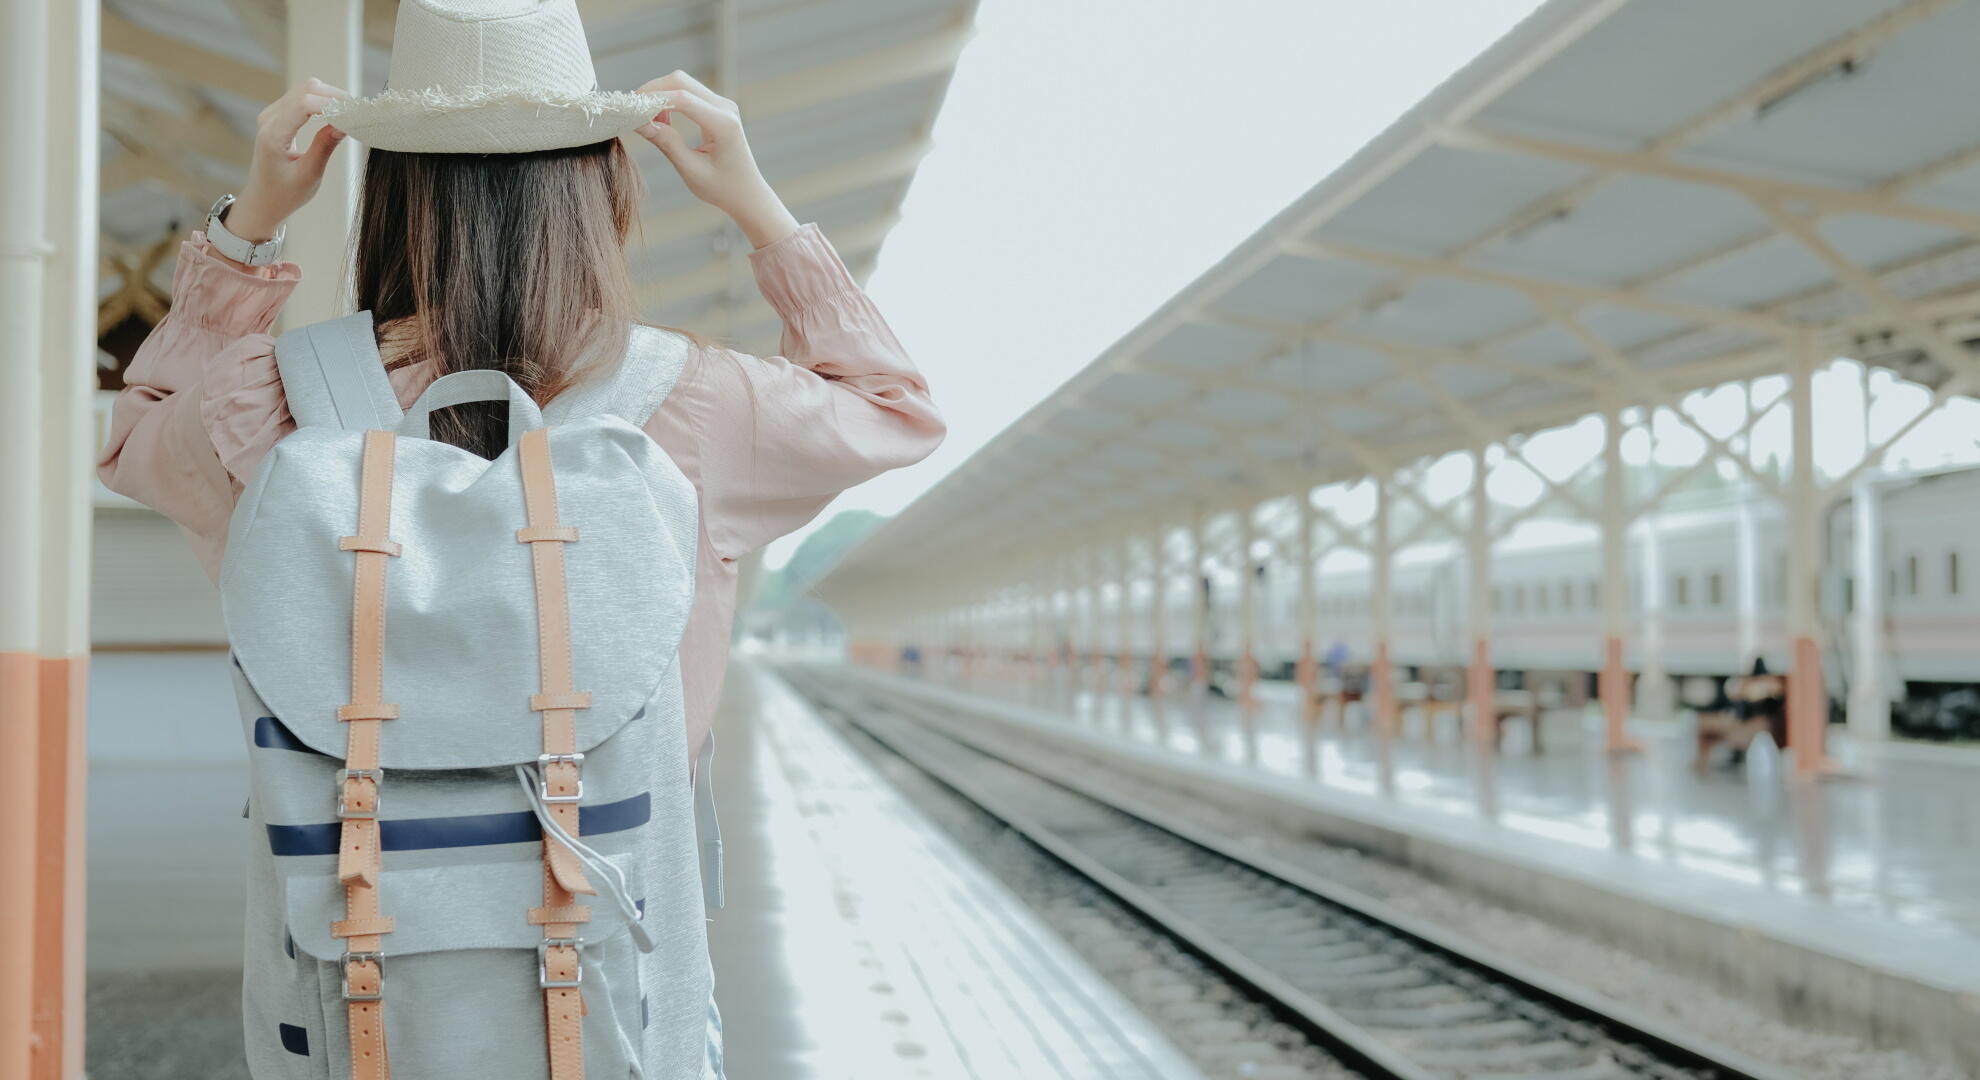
[278,1023,309,1056]
[252,716,323,755]
[266,792,650,856]
[283,931,295,960]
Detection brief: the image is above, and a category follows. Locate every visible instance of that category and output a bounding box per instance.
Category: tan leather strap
[517,427,593,1080]
[336,428,400,1080]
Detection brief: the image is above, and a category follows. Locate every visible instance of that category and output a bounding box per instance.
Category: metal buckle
[335,768,382,819]
[537,938,584,989]
[341,952,384,1001]
[536,754,585,804]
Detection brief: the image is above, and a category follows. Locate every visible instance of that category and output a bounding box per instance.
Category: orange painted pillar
[5,0,96,1070]
[1467,638,1496,747]
[1599,636,1641,753]
[1789,634,1833,776]
[1371,641,1396,739]
[1295,637,1317,726]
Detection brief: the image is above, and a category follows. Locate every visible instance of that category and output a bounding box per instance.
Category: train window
[1843,575,1854,614]
[1907,554,1920,597]
[1492,586,1502,612]
[1586,580,1600,608]
[1559,581,1573,611]
[1536,585,1550,612]
[1673,575,1689,608]
[1708,572,1724,607]
[1513,584,1526,612]
[1951,551,1961,596]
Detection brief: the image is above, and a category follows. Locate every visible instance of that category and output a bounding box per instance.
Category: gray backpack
[220,311,723,1079]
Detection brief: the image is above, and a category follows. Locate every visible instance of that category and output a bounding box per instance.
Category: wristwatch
[204,193,287,266]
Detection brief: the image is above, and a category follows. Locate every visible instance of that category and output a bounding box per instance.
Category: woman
[99,76,942,774]
[96,6,942,1073]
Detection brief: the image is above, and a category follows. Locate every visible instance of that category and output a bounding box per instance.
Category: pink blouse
[97,222,944,762]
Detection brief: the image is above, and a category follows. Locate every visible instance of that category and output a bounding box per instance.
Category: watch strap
[205,193,287,266]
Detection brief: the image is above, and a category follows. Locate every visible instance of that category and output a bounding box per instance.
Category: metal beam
[1444,124,1980,238]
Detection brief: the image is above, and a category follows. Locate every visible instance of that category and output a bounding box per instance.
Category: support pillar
[1849,473,1891,738]
[1371,477,1397,738]
[6,0,97,1074]
[1149,528,1169,697]
[1599,405,1641,752]
[1736,481,1761,671]
[1083,547,1101,701]
[1786,334,1835,777]
[1117,535,1135,698]
[1031,571,1048,694]
[1295,491,1318,711]
[1189,511,1210,694]
[282,0,363,328]
[1237,509,1259,707]
[1466,447,1495,747]
[1638,421,1669,721]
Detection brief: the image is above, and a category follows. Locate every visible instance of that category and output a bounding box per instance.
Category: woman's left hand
[633,70,800,250]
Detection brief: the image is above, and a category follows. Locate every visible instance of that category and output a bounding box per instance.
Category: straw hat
[321,0,671,154]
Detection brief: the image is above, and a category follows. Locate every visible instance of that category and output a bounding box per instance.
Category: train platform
[816,661,1980,1074]
[81,652,1202,1079]
[705,660,1205,1080]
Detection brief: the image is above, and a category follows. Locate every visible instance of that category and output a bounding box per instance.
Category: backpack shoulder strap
[273,310,405,431]
[543,323,691,429]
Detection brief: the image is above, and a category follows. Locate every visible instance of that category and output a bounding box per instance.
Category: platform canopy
[96,0,977,355]
[820,0,1980,604]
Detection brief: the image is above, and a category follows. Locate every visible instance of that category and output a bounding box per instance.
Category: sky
[757,0,1551,570]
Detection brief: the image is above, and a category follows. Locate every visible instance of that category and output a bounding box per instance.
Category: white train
[978,470,1980,739]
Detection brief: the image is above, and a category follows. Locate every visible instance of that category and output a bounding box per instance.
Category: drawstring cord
[513,764,656,953]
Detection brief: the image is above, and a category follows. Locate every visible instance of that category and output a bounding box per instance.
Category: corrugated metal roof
[820,0,1980,607]
[98,0,978,356]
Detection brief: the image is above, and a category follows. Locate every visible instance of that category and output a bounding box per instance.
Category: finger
[639,71,734,112]
[658,90,737,137]
[264,80,343,153]
[300,122,346,168]
[635,119,689,162]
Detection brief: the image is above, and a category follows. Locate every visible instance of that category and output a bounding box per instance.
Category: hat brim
[323,87,672,154]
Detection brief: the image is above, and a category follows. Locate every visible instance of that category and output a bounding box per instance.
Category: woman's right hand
[633,70,800,251]
[221,77,352,245]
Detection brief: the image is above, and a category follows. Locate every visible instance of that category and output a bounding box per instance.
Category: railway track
[780,665,1797,1080]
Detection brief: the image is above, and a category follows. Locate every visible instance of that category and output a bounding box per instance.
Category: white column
[1848,474,1889,738]
[1238,508,1258,704]
[1189,510,1210,692]
[1638,417,1670,720]
[282,0,363,327]
[1371,475,1396,736]
[36,4,98,1068]
[1785,334,1832,775]
[1736,482,1761,669]
[1116,534,1134,697]
[1599,404,1636,751]
[1149,527,1168,696]
[1466,446,1495,744]
[1296,491,1318,696]
[0,1,51,1072]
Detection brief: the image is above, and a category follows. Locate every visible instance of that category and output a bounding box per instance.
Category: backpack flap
[219,416,699,770]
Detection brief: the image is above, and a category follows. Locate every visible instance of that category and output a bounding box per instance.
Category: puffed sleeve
[664,223,945,561]
[95,229,300,580]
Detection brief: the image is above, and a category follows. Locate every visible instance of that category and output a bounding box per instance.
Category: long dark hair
[351,137,650,459]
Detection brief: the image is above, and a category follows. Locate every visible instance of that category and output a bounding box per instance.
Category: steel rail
[784,666,1798,1080]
